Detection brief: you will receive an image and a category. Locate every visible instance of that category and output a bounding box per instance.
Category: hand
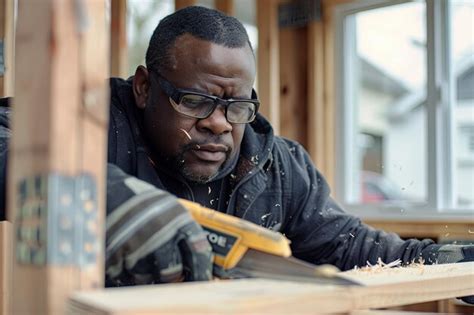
[105,164,213,286]
[421,244,474,304]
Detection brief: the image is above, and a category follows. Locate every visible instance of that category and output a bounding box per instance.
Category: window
[334,0,474,214]
[452,0,474,209]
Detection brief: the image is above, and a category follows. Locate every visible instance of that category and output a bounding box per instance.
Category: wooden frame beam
[307,20,327,174]
[175,0,197,10]
[9,1,109,313]
[111,0,128,78]
[0,2,14,314]
[215,0,234,15]
[0,0,14,97]
[0,222,11,315]
[257,0,280,135]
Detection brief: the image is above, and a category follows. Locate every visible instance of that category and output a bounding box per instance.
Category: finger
[178,223,213,281]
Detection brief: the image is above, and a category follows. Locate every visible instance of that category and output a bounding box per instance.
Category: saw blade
[232,249,361,286]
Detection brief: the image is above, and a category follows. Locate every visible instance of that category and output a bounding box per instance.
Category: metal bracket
[279,0,322,28]
[16,173,98,267]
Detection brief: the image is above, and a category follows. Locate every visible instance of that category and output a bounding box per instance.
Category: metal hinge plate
[16,173,98,267]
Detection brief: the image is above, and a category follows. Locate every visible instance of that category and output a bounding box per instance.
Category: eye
[228,102,257,123]
[176,94,216,118]
[180,94,213,108]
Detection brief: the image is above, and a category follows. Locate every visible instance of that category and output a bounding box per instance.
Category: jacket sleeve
[280,141,434,271]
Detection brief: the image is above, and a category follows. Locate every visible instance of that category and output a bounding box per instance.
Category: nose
[195,105,232,135]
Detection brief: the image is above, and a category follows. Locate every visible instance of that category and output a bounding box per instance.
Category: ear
[132,65,150,109]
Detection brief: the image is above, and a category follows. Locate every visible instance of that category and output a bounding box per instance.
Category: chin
[180,164,220,184]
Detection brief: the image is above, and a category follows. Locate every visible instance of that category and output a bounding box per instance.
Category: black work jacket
[107,78,434,270]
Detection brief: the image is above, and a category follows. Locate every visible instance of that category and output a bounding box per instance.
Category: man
[103,5,473,294]
[0,6,472,300]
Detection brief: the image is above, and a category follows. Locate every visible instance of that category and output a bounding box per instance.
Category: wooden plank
[9,1,109,314]
[215,0,234,15]
[0,0,15,97]
[0,221,11,315]
[341,262,474,310]
[110,0,128,78]
[257,0,280,135]
[279,27,307,145]
[351,311,447,315]
[175,0,197,10]
[67,262,474,314]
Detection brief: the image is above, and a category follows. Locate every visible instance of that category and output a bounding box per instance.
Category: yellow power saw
[179,199,360,286]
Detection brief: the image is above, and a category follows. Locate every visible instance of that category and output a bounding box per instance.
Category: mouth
[190,144,228,163]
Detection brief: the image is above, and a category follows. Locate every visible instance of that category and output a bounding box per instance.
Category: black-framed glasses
[153,72,260,124]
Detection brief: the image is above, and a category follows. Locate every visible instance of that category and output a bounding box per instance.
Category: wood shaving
[180,128,192,140]
[348,257,426,275]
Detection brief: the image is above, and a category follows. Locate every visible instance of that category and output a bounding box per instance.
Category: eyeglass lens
[177,94,256,123]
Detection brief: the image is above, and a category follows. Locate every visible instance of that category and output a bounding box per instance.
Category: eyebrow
[178,88,254,101]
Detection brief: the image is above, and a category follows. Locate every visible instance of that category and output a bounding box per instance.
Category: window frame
[333,0,473,217]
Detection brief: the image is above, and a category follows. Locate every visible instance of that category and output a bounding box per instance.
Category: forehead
[165,34,256,83]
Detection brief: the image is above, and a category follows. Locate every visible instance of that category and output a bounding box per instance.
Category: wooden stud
[175,0,197,10]
[110,0,128,78]
[257,0,280,135]
[0,222,11,315]
[0,2,14,314]
[215,0,234,15]
[279,27,308,145]
[9,1,109,314]
[307,20,327,172]
[0,0,14,97]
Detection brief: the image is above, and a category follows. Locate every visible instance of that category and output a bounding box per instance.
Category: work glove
[105,164,213,286]
[421,244,474,304]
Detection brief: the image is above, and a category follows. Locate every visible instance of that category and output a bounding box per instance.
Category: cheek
[143,104,195,155]
[231,125,245,151]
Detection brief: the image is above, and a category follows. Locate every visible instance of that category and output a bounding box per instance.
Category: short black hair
[145,6,253,74]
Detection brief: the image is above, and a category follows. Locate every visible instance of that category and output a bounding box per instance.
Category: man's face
[136,34,256,183]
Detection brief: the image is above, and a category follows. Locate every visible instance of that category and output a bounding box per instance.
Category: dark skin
[133,34,256,183]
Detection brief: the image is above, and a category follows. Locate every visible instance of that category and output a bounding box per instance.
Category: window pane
[452,1,474,209]
[353,2,427,204]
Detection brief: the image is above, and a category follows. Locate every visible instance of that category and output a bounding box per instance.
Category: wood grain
[0,0,14,97]
[9,1,109,314]
[307,20,327,173]
[0,221,11,315]
[67,262,474,314]
[257,0,280,135]
[111,0,128,78]
[174,0,197,10]
[279,27,308,146]
[215,0,234,15]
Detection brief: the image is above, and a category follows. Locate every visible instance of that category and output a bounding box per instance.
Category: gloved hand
[421,244,474,304]
[105,164,213,286]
